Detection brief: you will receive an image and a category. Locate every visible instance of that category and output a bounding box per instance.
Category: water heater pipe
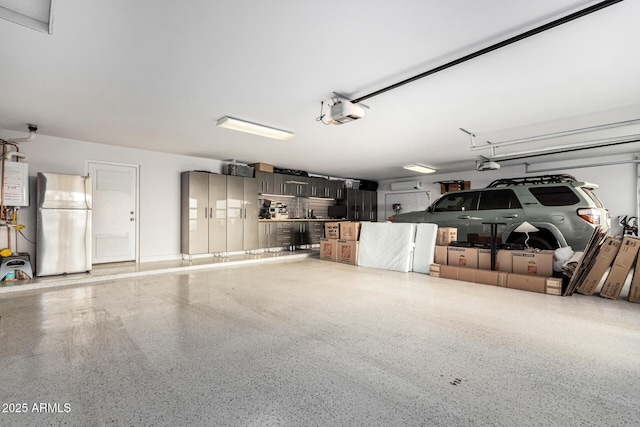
[8,124,38,143]
[5,151,28,162]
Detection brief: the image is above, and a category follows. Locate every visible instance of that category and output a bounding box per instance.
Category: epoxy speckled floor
[1,258,639,426]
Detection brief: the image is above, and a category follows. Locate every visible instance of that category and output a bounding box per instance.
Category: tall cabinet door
[243,177,259,250]
[362,191,372,222]
[226,175,244,252]
[181,171,209,254]
[208,174,227,253]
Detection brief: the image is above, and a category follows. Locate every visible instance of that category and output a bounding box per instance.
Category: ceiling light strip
[403,164,436,174]
[217,116,294,141]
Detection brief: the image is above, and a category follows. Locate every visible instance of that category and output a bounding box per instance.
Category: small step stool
[0,253,33,280]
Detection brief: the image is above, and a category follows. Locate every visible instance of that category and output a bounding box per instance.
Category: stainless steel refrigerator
[36,173,93,276]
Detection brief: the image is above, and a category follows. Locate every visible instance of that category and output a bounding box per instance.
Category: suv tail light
[577,208,601,225]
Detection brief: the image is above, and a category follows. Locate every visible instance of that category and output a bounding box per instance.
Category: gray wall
[1,128,636,265]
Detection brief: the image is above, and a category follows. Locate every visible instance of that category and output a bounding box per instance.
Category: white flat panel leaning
[412,223,438,274]
[357,222,416,273]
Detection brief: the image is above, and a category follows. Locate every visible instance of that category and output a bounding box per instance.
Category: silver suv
[391,174,610,250]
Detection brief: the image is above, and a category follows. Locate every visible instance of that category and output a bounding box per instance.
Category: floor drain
[450,378,462,386]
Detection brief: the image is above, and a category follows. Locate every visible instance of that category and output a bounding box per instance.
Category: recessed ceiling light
[403,164,436,174]
[217,116,294,141]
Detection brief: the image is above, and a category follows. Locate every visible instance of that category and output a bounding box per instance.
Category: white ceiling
[1,0,639,181]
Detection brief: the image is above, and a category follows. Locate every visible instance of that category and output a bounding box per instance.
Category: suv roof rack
[486,174,577,188]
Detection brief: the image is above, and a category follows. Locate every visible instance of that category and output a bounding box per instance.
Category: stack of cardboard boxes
[573,235,640,303]
[320,222,361,265]
[431,227,562,295]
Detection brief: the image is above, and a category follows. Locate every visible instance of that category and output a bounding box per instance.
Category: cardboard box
[507,273,547,294]
[497,272,509,287]
[447,247,478,268]
[478,249,513,272]
[319,238,338,262]
[437,265,560,295]
[437,264,505,286]
[439,181,471,194]
[325,222,340,239]
[600,235,640,300]
[577,237,622,295]
[434,245,448,265]
[546,277,563,296]
[474,269,501,286]
[512,250,554,276]
[339,221,361,241]
[249,162,274,173]
[457,267,476,283]
[439,265,459,280]
[629,262,640,303]
[437,227,458,246]
[337,240,359,265]
[429,263,441,277]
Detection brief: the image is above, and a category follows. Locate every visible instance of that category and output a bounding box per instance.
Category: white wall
[1,130,226,263]
[2,128,637,265]
[377,154,638,237]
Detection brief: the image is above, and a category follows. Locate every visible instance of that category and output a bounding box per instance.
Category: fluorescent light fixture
[403,164,436,174]
[217,116,294,141]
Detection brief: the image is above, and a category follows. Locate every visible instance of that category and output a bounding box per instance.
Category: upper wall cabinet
[262,172,346,199]
[255,171,274,195]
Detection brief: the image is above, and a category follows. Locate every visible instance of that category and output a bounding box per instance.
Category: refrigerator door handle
[84,176,92,209]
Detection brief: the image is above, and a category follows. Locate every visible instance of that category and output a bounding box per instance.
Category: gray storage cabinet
[342,189,378,221]
[259,221,277,249]
[226,175,259,251]
[181,171,227,254]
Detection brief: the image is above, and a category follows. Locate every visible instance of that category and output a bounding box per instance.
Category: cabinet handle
[204,207,208,219]
[210,208,213,219]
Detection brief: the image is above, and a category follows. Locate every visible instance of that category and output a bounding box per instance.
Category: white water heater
[0,162,29,206]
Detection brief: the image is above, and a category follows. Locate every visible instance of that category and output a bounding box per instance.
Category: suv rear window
[529,186,580,206]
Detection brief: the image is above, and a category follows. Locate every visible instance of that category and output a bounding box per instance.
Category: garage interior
[1,1,639,425]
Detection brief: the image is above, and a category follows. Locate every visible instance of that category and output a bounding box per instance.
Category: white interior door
[87,161,139,264]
